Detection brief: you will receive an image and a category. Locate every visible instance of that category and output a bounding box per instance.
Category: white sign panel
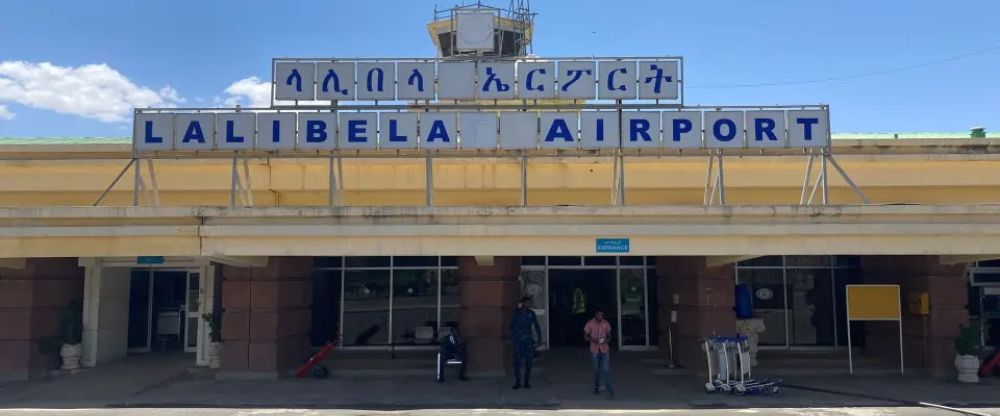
[316,62,355,101]
[174,113,215,151]
[438,62,476,100]
[518,61,555,100]
[638,61,679,100]
[419,112,458,149]
[459,112,498,149]
[747,110,786,148]
[356,62,395,101]
[256,113,297,151]
[379,112,418,149]
[623,111,661,149]
[134,113,174,151]
[556,61,596,100]
[500,112,538,149]
[216,113,255,150]
[275,62,316,101]
[397,62,435,100]
[704,111,745,149]
[478,62,516,100]
[580,111,620,149]
[339,112,379,149]
[788,110,829,148]
[297,112,338,150]
[598,61,637,100]
[539,112,578,149]
[134,108,827,153]
[662,111,703,149]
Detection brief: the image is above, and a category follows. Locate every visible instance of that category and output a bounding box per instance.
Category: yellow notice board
[846,285,901,320]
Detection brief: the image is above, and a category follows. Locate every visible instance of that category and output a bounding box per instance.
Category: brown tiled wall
[655,256,736,371]
[219,257,312,379]
[458,256,521,376]
[0,258,84,381]
[861,256,968,378]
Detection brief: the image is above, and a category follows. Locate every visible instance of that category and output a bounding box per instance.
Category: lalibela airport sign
[133,58,830,153]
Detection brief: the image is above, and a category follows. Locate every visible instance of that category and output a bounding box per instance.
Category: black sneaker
[460,376,469,381]
[436,378,444,383]
[512,383,522,390]
[523,382,531,389]
[593,387,600,395]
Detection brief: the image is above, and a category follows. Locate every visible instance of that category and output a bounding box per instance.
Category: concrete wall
[82,264,131,367]
[0,258,84,381]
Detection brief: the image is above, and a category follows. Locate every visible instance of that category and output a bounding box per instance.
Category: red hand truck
[295,333,342,378]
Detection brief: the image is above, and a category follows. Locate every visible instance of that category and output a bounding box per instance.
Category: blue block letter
[182,121,205,143]
[271,120,281,143]
[753,118,777,141]
[796,117,819,141]
[545,118,573,142]
[388,120,407,142]
[671,119,692,142]
[629,119,652,142]
[225,120,244,143]
[426,120,450,142]
[713,119,738,142]
[348,120,368,142]
[306,120,327,142]
[143,120,162,143]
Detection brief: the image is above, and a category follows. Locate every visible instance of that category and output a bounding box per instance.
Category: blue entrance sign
[137,256,165,265]
[595,238,630,253]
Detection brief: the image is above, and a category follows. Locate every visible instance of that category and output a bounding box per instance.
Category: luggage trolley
[703,335,781,395]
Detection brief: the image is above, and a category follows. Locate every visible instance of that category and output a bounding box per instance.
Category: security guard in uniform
[510,296,542,389]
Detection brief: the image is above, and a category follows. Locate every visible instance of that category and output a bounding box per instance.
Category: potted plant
[59,299,84,371]
[955,323,981,383]
[202,313,222,369]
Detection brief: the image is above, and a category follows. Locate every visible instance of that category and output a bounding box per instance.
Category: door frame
[539,257,655,351]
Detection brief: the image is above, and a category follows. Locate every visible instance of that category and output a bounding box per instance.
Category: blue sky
[0,0,997,137]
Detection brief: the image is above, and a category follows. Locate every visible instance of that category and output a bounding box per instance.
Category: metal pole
[425,153,434,207]
[93,158,136,207]
[821,152,830,204]
[703,155,715,205]
[799,154,815,205]
[242,158,253,207]
[807,170,822,205]
[229,157,238,208]
[898,294,905,375]
[828,155,871,204]
[132,158,142,206]
[717,152,726,205]
[328,156,336,207]
[520,151,527,207]
[147,159,160,206]
[847,288,854,375]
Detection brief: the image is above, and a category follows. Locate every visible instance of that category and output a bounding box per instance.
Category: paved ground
[1,350,998,415]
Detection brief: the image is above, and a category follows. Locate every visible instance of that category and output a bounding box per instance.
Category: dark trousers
[512,340,534,384]
[437,350,467,381]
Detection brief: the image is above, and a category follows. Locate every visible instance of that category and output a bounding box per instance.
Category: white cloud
[0,61,183,123]
[0,104,12,120]
[221,76,270,108]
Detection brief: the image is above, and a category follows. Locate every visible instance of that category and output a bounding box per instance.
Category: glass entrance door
[618,268,648,348]
[183,271,202,353]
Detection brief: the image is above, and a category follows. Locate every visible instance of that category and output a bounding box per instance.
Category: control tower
[427,1,535,58]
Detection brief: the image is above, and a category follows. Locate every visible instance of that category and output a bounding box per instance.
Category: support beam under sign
[705,255,759,268]
[474,255,495,267]
[938,255,1000,266]
[0,258,27,269]
[209,256,269,268]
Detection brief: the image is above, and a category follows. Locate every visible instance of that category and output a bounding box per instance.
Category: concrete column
[218,257,312,379]
[458,256,520,377]
[861,256,968,378]
[0,258,84,381]
[655,256,735,371]
[81,261,131,368]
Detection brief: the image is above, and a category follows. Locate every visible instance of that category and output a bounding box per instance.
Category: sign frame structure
[845,284,904,375]
[269,56,685,108]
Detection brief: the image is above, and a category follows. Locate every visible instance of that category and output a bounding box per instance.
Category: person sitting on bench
[437,327,469,382]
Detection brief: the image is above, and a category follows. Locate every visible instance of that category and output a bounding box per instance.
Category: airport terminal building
[1,4,999,382]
